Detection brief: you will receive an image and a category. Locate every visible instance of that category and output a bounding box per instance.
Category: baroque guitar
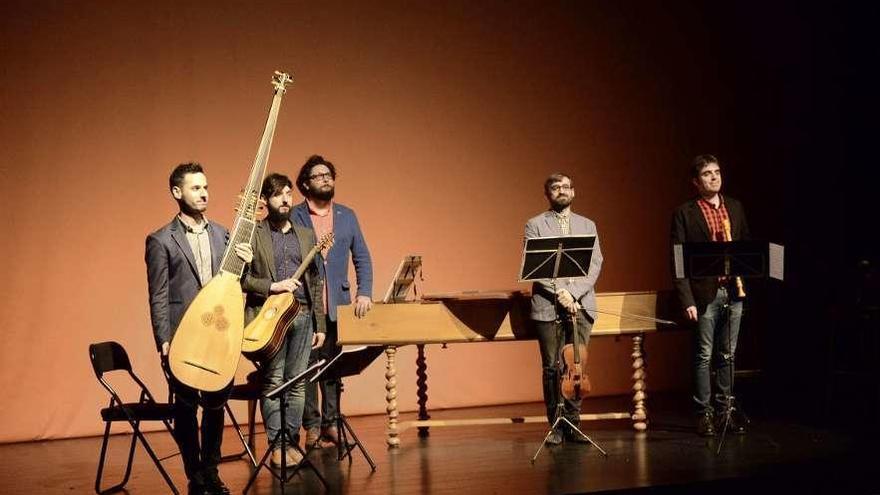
[168,71,293,391]
[242,232,334,362]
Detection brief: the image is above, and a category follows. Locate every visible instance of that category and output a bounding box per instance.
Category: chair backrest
[89,341,133,378]
[88,341,161,406]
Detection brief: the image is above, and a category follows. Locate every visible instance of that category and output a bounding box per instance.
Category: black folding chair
[221,370,261,466]
[89,341,179,494]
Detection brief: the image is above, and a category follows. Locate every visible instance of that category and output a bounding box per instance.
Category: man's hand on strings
[234,243,253,264]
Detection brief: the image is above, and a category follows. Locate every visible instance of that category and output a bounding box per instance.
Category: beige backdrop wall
[0,1,715,443]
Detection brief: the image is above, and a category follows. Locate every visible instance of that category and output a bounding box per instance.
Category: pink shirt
[307,199,334,314]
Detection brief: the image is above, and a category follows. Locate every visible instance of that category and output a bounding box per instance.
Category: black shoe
[717,408,749,435]
[187,480,207,495]
[564,428,591,444]
[546,430,563,445]
[696,412,716,437]
[202,472,231,495]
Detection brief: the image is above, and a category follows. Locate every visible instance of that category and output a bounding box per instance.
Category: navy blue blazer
[292,201,373,321]
[145,217,228,351]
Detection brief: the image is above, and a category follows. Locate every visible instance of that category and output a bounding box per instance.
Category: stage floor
[1,394,874,494]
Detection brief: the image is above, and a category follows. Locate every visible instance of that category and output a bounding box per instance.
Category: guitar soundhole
[265,307,278,319]
[201,306,228,331]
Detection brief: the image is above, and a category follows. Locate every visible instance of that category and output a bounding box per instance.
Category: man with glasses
[524,172,603,445]
[292,155,374,448]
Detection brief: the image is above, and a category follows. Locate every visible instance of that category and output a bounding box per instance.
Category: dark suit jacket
[291,201,372,321]
[240,221,326,334]
[671,195,750,313]
[145,217,228,351]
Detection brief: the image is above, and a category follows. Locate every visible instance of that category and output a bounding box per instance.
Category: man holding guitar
[293,155,374,448]
[524,172,603,446]
[146,162,253,495]
[241,173,327,467]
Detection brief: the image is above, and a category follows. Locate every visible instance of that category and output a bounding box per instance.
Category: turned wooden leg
[385,346,400,447]
[416,344,431,437]
[631,334,648,431]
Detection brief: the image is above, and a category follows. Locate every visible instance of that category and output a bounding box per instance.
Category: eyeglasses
[549,184,572,192]
[309,172,333,181]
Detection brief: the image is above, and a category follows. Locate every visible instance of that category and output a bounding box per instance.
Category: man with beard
[292,155,373,448]
[146,162,252,495]
[671,154,750,437]
[524,172,603,445]
[241,173,326,466]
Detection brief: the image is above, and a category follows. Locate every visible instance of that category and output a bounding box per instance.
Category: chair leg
[221,403,257,466]
[95,421,138,495]
[132,427,179,494]
[247,398,257,455]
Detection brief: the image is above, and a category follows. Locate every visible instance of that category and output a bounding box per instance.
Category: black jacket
[670,196,750,313]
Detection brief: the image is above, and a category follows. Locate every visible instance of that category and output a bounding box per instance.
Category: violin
[561,304,591,400]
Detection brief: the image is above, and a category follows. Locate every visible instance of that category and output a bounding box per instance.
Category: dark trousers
[164,360,231,483]
[303,318,340,429]
[535,311,593,427]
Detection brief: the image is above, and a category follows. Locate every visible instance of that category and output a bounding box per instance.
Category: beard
[266,204,290,223]
[549,195,572,212]
[310,185,335,201]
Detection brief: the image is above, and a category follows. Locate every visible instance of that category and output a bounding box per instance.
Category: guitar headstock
[318,232,335,252]
[234,189,266,221]
[272,71,293,94]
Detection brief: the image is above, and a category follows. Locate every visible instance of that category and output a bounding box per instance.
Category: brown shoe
[305,426,322,448]
[270,447,303,467]
[321,425,340,446]
[270,448,283,467]
[286,447,303,465]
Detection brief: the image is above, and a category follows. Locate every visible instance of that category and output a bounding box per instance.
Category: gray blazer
[145,217,228,351]
[240,221,326,334]
[524,211,603,322]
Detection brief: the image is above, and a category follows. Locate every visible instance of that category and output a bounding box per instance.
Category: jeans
[260,311,314,444]
[535,310,593,427]
[303,318,340,429]
[163,360,231,483]
[694,286,743,415]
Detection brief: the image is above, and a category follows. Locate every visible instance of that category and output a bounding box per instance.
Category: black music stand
[311,345,384,471]
[520,235,608,462]
[242,359,328,495]
[674,240,782,453]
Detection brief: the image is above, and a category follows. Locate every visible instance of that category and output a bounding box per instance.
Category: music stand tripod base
[311,345,383,471]
[519,234,608,463]
[242,359,328,495]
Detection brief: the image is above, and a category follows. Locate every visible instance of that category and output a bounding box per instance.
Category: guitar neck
[219,71,292,277]
[289,242,322,282]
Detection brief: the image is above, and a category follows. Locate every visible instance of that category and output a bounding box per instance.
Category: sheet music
[769,243,784,281]
[673,244,685,279]
[382,255,422,303]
